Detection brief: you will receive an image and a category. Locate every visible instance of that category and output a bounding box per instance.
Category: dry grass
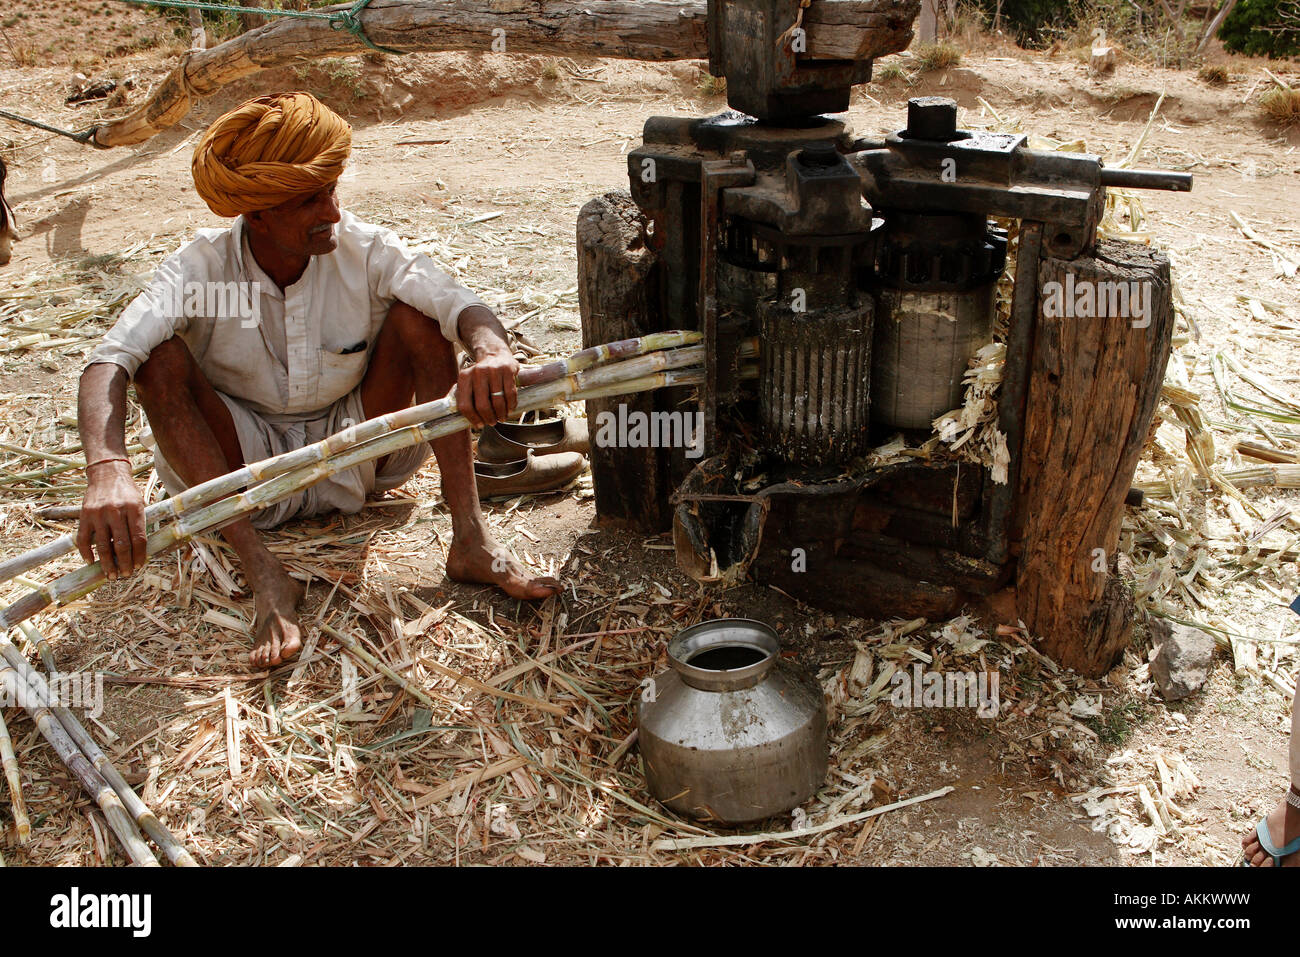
[0,27,37,68]
[875,60,908,84]
[1258,86,1300,129]
[1197,64,1231,87]
[912,40,962,73]
[696,72,726,97]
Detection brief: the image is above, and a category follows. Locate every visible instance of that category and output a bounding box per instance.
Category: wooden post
[577,191,672,531]
[1014,240,1174,677]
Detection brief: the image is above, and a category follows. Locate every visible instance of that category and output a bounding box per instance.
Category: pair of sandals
[473,410,591,499]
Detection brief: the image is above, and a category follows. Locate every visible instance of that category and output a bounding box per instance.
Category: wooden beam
[93,0,916,147]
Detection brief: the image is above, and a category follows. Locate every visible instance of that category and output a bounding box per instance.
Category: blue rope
[0,108,101,146]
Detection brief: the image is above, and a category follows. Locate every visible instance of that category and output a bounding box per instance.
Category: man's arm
[456,304,521,429]
[77,363,147,579]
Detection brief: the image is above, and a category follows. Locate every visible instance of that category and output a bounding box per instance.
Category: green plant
[1221,0,1300,58]
[1087,695,1151,747]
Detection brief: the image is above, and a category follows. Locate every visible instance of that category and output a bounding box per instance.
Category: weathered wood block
[1014,239,1174,676]
[577,190,674,531]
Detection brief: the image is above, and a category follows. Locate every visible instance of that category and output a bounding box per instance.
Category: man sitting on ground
[76,92,559,668]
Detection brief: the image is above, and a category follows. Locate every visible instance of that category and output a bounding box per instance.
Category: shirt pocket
[317,346,369,408]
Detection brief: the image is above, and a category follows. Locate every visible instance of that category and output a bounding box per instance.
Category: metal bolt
[798,141,840,168]
[906,97,959,141]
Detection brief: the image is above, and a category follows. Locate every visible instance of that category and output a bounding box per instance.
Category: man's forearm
[78,362,131,464]
[456,305,512,360]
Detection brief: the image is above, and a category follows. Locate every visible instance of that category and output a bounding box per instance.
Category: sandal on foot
[1242,818,1300,867]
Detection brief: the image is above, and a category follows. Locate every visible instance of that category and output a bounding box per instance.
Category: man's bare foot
[446,533,562,600]
[1241,794,1300,866]
[249,569,306,668]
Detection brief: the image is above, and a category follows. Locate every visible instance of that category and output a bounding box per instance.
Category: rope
[776,0,813,53]
[114,0,406,54]
[0,108,101,146]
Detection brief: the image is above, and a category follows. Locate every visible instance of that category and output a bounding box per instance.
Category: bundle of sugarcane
[0,332,718,632]
[0,650,157,865]
[0,624,199,866]
[0,331,700,587]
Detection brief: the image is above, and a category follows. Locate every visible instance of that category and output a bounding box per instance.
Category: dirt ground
[0,6,1298,867]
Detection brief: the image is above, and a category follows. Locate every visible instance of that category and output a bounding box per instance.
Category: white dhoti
[146,387,430,530]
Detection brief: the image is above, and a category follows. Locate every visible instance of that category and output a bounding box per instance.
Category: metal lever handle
[1099,167,1193,192]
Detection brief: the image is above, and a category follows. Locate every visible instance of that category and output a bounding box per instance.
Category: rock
[1089,46,1116,75]
[1149,620,1215,701]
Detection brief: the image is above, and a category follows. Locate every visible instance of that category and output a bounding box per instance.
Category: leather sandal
[477,416,590,464]
[474,449,587,499]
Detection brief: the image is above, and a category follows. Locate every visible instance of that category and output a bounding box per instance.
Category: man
[77,92,560,668]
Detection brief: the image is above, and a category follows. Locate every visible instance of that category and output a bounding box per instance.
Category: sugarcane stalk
[2,633,198,866]
[17,620,57,673]
[0,345,708,630]
[0,441,86,468]
[0,656,158,866]
[0,331,701,587]
[0,700,29,844]
[1135,464,1300,498]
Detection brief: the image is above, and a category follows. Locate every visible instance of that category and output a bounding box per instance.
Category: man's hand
[457,344,520,429]
[456,305,520,429]
[76,460,147,580]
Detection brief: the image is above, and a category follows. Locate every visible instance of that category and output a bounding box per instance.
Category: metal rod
[1099,167,1193,192]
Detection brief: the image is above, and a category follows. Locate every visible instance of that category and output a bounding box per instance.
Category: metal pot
[637,619,828,824]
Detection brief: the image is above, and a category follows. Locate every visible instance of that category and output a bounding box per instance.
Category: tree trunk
[577,191,673,531]
[916,0,938,42]
[1196,0,1238,53]
[188,8,207,50]
[1014,240,1174,677]
[93,0,916,147]
[239,0,269,33]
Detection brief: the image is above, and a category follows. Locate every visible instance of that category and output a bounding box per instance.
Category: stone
[1149,619,1216,701]
[1089,46,1116,75]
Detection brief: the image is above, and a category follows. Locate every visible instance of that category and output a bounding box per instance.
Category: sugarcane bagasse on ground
[75,93,562,668]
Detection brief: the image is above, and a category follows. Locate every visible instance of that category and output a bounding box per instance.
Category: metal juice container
[638,619,828,824]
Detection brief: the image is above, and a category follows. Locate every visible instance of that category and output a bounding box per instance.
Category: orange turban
[191,92,352,218]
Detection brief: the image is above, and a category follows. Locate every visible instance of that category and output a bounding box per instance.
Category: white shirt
[86,210,487,420]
